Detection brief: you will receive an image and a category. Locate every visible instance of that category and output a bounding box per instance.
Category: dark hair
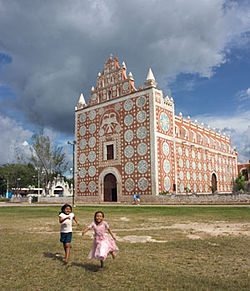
[59,204,72,214]
[94,211,104,224]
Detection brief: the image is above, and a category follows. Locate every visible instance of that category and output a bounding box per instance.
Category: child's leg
[111,251,116,259]
[63,243,71,263]
[100,260,104,268]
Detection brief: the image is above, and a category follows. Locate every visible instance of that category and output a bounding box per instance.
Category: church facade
[74,56,238,202]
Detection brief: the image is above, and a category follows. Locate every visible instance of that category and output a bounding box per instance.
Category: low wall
[141,193,250,204]
[38,197,73,203]
[9,193,250,204]
[10,197,29,203]
[75,192,250,204]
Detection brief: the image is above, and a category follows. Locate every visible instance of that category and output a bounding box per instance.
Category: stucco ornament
[100,112,119,133]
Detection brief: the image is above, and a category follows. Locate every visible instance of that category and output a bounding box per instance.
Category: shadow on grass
[71,262,101,272]
[43,251,101,272]
[43,251,64,262]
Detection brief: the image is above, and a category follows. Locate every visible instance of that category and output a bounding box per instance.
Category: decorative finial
[128,72,134,80]
[146,68,155,81]
[91,86,95,92]
[179,112,183,117]
[78,93,86,105]
[110,53,113,59]
[122,61,126,69]
[145,68,157,88]
[77,93,86,109]
[98,72,101,77]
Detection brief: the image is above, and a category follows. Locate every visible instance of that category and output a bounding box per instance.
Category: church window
[175,126,180,137]
[180,126,188,139]
[190,130,196,143]
[107,144,114,160]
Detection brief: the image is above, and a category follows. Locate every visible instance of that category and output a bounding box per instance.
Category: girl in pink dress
[82,211,118,268]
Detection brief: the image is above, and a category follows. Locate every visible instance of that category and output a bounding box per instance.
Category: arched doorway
[211,174,217,192]
[104,174,117,202]
[54,186,64,197]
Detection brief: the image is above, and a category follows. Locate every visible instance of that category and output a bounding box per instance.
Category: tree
[29,130,68,194]
[235,174,245,192]
[0,163,37,195]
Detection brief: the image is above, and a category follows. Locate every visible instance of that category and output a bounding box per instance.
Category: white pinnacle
[78,93,86,105]
[122,61,126,69]
[91,86,95,91]
[146,68,155,81]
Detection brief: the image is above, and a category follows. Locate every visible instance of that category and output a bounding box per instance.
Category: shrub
[235,174,245,191]
[159,190,170,195]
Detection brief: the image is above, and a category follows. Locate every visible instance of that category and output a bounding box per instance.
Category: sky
[0,0,249,167]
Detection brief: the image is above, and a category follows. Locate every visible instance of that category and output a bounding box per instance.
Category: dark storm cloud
[0,0,249,134]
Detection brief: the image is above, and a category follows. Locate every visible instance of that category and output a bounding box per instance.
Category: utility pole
[68,141,76,206]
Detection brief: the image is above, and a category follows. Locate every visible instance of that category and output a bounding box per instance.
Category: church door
[104,174,117,202]
[211,174,217,192]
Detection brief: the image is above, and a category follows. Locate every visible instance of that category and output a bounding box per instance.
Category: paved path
[0,202,249,207]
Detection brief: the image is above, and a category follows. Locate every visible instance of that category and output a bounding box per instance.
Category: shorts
[60,232,72,243]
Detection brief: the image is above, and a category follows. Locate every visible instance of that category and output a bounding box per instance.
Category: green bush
[0,197,9,202]
[184,187,191,194]
[159,190,170,195]
[235,174,245,191]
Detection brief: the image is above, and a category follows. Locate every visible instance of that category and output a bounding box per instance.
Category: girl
[82,211,118,268]
[59,204,79,264]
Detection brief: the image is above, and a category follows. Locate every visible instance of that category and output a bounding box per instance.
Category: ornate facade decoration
[74,55,238,202]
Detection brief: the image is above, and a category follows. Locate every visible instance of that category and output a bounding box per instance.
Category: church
[74,55,238,202]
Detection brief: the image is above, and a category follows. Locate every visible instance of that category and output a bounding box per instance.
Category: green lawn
[1,206,250,290]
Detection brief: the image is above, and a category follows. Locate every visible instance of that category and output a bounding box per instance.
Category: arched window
[203,135,209,146]
[108,90,111,100]
[190,130,197,143]
[175,126,180,138]
[210,138,215,148]
[197,132,203,144]
[180,126,188,139]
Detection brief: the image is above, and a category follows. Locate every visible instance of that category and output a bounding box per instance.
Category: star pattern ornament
[160,112,169,132]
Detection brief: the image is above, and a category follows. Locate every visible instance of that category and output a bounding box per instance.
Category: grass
[1,206,250,290]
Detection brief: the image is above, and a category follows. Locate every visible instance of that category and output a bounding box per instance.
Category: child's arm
[73,216,80,226]
[82,226,90,236]
[59,216,70,223]
[107,228,116,241]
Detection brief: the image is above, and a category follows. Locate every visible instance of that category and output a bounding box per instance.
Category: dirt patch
[118,235,167,243]
[120,217,130,221]
[113,221,250,241]
[169,222,250,238]
[28,221,250,243]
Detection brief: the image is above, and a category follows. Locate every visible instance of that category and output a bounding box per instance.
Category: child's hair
[94,211,104,224]
[59,204,72,214]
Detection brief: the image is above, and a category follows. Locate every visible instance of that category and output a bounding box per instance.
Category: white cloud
[0,0,249,133]
[192,111,250,162]
[236,87,250,111]
[0,115,74,167]
[0,115,33,164]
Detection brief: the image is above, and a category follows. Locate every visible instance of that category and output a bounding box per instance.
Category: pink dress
[88,221,118,260]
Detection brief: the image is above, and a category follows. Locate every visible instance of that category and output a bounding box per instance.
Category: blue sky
[0,0,249,166]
